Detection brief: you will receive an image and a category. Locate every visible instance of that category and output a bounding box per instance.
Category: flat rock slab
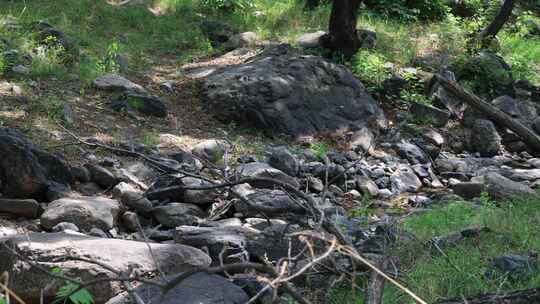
[202,46,386,137]
[0,232,211,303]
[92,74,145,93]
[40,196,121,231]
[237,162,299,189]
[105,273,249,304]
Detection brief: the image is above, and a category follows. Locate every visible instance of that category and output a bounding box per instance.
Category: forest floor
[1,0,540,303]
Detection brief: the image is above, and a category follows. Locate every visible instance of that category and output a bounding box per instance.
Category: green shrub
[199,0,255,12]
[451,52,514,98]
[363,0,448,21]
[351,50,391,91]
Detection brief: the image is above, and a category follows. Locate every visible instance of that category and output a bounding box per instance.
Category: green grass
[329,196,540,304]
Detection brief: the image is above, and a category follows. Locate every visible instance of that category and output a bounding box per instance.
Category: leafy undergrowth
[329,195,540,303]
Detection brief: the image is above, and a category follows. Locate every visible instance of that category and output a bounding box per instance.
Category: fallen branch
[435,74,540,152]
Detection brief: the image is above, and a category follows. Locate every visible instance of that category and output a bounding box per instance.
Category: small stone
[356,176,379,197]
[89,228,108,238]
[112,182,138,199]
[92,74,145,93]
[297,31,325,48]
[85,164,118,188]
[192,139,230,164]
[378,189,393,198]
[153,203,205,228]
[452,182,485,199]
[306,176,324,193]
[122,211,140,232]
[121,191,154,214]
[71,166,91,183]
[12,65,30,75]
[267,146,299,176]
[51,222,79,232]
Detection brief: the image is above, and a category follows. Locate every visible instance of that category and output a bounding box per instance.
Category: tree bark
[435,74,540,153]
[480,0,516,46]
[321,0,362,57]
[437,288,540,304]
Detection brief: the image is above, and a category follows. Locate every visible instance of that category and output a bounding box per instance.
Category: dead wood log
[437,288,540,304]
[364,256,388,304]
[435,74,540,152]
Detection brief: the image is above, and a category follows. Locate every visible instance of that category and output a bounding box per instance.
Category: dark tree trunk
[480,0,516,46]
[320,0,362,57]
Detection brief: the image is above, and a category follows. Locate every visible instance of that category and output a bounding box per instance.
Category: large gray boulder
[153,203,206,228]
[40,196,121,231]
[233,183,306,216]
[105,273,249,304]
[470,119,502,157]
[202,46,386,137]
[175,224,299,265]
[237,162,300,189]
[0,128,73,200]
[0,232,211,304]
[484,172,535,200]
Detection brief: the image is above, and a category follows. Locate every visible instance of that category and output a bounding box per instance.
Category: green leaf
[53,282,94,304]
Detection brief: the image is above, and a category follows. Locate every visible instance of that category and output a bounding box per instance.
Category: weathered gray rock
[192,139,230,163]
[267,146,299,176]
[470,119,501,157]
[484,172,535,200]
[121,191,153,214]
[356,176,379,197]
[423,129,445,146]
[487,254,537,281]
[105,273,249,304]
[40,196,121,231]
[390,165,422,194]
[51,222,79,232]
[451,182,485,199]
[121,211,140,232]
[297,31,325,48]
[395,141,429,165]
[0,128,73,200]
[233,183,306,216]
[182,177,220,204]
[237,162,300,189]
[306,176,324,193]
[85,164,118,189]
[92,74,145,93]
[175,224,299,265]
[349,126,375,152]
[506,169,540,181]
[71,166,91,183]
[0,232,210,304]
[112,92,168,117]
[410,102,450,127]
[153,203,205,228]
[111,182,137,199]
[225,31,258,50]
[202,47,386,137]
[0,199,40,218]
